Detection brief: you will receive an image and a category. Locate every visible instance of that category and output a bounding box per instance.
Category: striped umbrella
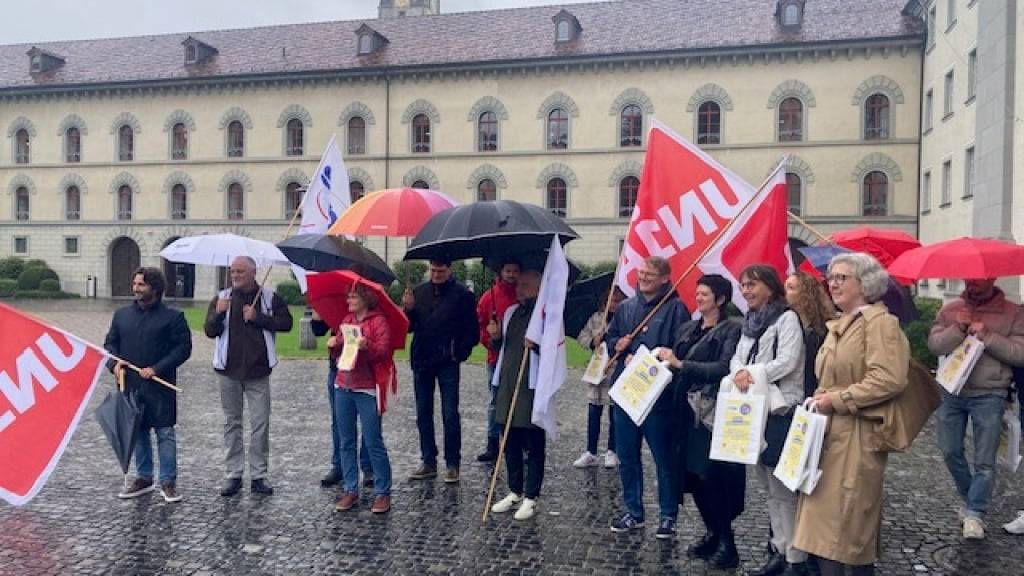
[327,187,458,238]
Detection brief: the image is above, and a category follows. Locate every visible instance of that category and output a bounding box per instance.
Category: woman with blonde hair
[785,271,836,397]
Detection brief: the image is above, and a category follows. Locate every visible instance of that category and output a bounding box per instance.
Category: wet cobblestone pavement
[1,300,1023,575]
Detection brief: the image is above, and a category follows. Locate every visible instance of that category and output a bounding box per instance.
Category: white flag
[526,237,569,440]
[298,135,350,235]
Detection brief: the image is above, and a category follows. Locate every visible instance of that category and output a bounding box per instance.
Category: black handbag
[760,411,794,467]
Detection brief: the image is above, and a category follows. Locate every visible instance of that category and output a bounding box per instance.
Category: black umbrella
[94,384,142,481]
[404,200,578,262]
[278,234,395,286]
[482,252,583,286]
[564,272,614,339]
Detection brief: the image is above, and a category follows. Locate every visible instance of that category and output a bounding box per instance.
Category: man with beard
[104,267,192,502]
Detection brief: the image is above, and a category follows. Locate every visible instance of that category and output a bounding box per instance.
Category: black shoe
[750,554,788,576]
[476,438,498,462]
[706,534,739,570]
[781,562,810,576]
[220,478,242,497]
[250,478,274,495]
[320,469,341,487]
[686,532,719,559]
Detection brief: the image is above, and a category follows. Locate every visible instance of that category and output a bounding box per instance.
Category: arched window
[547,178,567,218]
[778,97,804,142]
[171,184,187,220]
[358,34,374,55]
[118,125,134,161]
[65,127,81,163]
[349,181,365,204]
[227,120,245,157]
[547,109,569,150]
[411,180,430,190]
[347,116,366,155]
[171,123,188,160]
[185,44,197,62]
[620,105,643,147]
[412,114,431,153]
[864,94,890,140]
[286,118,304,156]
[697,101,722,145]
[15,186,29,220]
[117,185,133,220]
[556,20,571,42]
[477,179,497,202]
[786,173,802,216]
[14,129,30,164]
[862,171,888,216]
[65,186,81,220]
[227,183,244,220]
[286,182,304,218]
[618,176,639,217]
[478,111,498,152]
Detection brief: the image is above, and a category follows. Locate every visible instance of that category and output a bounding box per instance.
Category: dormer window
[356,24,389,55]
[182,36,217,65]
[26,47,65,74]
[776,0,806,29]
[552,10,582,44]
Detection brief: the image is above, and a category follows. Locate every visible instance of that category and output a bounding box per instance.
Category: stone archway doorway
[161,237,195,299]
[110,237,141,298]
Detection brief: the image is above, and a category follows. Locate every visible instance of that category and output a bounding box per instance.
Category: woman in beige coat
[793,252,909,576]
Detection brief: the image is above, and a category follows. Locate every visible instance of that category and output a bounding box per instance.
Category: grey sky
[1,0,596,45]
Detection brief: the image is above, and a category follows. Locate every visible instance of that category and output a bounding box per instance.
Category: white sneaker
[603,450,619,468]
[963,516,985,540]
[514,498,537,520]
[1003,511,1024,534]
[491,493,523,513]
[573,451,599,468]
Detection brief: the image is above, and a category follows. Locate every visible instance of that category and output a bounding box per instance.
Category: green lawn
[184,305,592,368]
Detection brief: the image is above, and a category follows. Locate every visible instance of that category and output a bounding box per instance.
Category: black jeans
[505,427,546,499]
[413,362,461,468]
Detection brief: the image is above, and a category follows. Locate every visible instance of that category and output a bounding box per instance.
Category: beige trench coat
[793,303,909,565]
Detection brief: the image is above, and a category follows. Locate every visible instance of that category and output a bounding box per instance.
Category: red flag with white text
[615,119,793,312]
[0,304,106,506]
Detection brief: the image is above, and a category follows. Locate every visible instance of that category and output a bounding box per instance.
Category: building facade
[0,0,924,299]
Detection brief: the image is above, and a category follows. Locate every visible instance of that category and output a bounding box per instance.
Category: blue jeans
[413,362,461,468]
[135,426,177,484]
[327,366,371,474]
[614,406,677,522]
[334,387,391,496]
[936,391,1006,518]
[487,363,500,441]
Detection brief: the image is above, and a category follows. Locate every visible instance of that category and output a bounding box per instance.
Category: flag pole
[250,190,306,308]
[786,210,830,244]
[605,161,788,370]
[482,345,530,523]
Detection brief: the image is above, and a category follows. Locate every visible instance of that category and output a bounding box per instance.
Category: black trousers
[689,462,745,537]
[505,427,546,499]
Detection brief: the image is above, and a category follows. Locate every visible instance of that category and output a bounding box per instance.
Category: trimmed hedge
[23,259,49,270]
[905,297,941,369]
[276,281,305,306]
[17,267,48,290]
[0,278,16,297]
[10,290,80,300]
[392,261,427,287]
[39,278,61,292]
[0,257,25,281]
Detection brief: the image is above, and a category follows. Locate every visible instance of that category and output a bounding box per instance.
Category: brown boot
[371,495,391,514]
[335,492,359,511]
[408,464,437,480]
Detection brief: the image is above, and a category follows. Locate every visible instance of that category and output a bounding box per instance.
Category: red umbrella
[829,226,921,266]
[327,187,458,238]
[306,270,409,350]
[888,237,1024,280]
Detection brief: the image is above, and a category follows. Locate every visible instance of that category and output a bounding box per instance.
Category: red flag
[0,304,106,506]
[616,120,793,312]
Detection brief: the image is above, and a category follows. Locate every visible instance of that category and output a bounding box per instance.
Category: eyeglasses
[637,271,662,279]
[827,273,852,285]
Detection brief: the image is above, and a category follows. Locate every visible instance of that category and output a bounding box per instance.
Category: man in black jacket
[401,258,479,483]
[104,267,192,503]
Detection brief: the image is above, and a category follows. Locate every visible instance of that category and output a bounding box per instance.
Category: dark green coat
[494,300,539,430]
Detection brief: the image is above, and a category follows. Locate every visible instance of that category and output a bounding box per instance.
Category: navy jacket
[405,277,479,371]
[104,300,192,428]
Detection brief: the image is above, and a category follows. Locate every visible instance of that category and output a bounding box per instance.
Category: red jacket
[330,310,394,391]
[477,279,518,365]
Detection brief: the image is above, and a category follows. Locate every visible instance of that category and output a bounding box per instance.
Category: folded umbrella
[888,236,1024,280]
[277,234,395,286]
[306,270,409,351]
[94,382,142,481]
[405,200,578,262]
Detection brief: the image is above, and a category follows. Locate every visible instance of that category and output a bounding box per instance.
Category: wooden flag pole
[482,345,530,523]
[787,210,830,244]
[250,191,306,308]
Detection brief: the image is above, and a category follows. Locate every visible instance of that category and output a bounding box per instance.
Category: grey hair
[828,252,889,303]
[232,255,257,270]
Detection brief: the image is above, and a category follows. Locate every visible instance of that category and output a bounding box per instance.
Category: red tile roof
[0,0,922,91]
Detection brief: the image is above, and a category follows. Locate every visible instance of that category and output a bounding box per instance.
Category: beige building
[0,0,924,299]
[910,0,1022,299]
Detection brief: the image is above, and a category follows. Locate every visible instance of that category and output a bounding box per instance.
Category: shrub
[392,261,427,287]
[17,267,47,290]
[13,290,80,300]
[466,260,496,298]
[904,297,942,369]
[0,257,25,281]
[39,278,61,292]
[450,261,468,284]
[276,281,305,306]
[23,259,49,270]
[0,278,16,297]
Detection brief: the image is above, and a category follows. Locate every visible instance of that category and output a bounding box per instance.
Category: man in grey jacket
[929,278,1024,539]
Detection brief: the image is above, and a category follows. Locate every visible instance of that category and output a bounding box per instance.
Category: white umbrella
[159,234,290,268]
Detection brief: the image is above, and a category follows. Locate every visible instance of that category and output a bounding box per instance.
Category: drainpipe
[384,74,391,264]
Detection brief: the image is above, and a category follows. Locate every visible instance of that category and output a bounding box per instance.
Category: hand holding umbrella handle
[110,355,182,393]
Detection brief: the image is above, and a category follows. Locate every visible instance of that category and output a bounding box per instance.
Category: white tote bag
[709,386,769,465]
[799,407,828,495]
[609,345,673,426]
[773,400,826,492]
[999,403,1022,473]
[936,335,985,396]
[582,342,610,385]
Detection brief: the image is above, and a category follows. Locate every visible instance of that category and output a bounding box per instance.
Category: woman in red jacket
[329,283,394,514]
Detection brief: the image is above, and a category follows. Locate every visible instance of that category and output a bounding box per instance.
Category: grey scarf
[742,298,787,340]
